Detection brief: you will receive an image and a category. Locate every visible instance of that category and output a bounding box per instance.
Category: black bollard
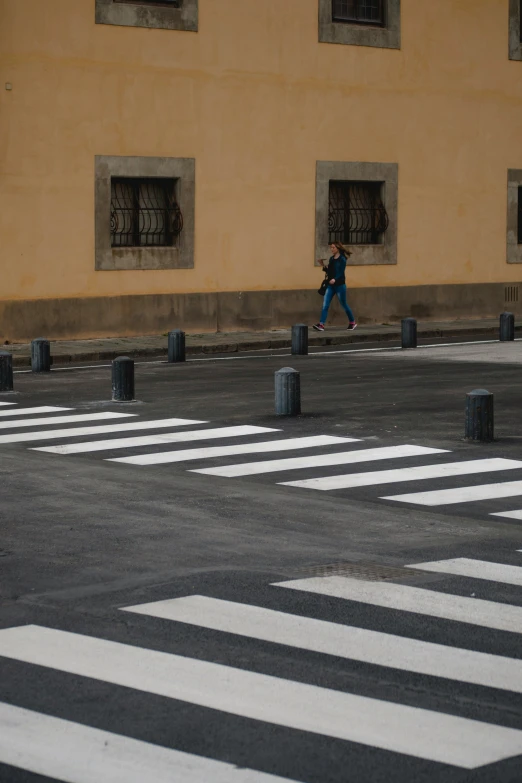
[168,329,186,363]
[401,318,417,349]
[0,351,13,392]
[465,389,494,442]
[112,356,135,402]
[275,367,301,416]
[291,324,308,356]
[499,312,515,342]
[31,338,51,373]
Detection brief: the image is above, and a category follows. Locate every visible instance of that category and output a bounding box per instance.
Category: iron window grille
[332,0,385,26]
[329,181,389,245]
[518,186,522,244]
[110,178,183,248]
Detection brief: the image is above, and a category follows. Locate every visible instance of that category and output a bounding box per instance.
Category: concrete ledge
[0,282,521,343]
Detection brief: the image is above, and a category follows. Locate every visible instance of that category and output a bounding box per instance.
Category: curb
[9,324,517,369]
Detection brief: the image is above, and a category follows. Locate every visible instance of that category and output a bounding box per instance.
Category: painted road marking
[108,435,356,465]
[280,458,522,491]
[33,426,281,456]
[0,418,205,445]
[122,595,522,693]
[273,576,522,634]
[407,558,522,587]
[490,510,522,521]
[0,703,297,783]
[190,445,449,478]
[382,479,522,506]
[0,625,520,769]
[0,406,72,418]
[0,402,16,407]
[0,412,136,431]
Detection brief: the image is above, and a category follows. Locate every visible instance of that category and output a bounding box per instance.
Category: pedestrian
[313,242,357,332]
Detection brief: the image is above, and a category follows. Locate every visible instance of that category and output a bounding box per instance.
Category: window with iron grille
[332,0,385,26]
[518,186,522,244]
[328,181,389,245]
[110,178,183,248]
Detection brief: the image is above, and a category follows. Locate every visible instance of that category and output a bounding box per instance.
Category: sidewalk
[4,318,513,368]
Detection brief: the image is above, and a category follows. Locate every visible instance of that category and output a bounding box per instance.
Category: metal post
[275,367,301,416]
[291,324,308,356]
[0,351,13,392]
[31,338,51,373]
[112,356,135,402]
[401,318,417,349]
[465,389,494,442]
[168,329,186,363]
[499,312,515,342]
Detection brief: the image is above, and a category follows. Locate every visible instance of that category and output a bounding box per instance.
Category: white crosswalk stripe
[0,405,72,418]
[0,624,521,769]
[33,426,282,455]
[273,575,522,633]
[279,458,522,490]
[407,557,522,586]
[0,703,297,783]
[107,435,356,465]
[0,412,136,431]
[491,509,522,520]
[382,479,522,506]
[0,417,205,444]
[190,445,448,477]
[122,594,522,693]
[0,401,16,406]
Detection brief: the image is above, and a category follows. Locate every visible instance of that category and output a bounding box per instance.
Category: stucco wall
[1,0,522,336]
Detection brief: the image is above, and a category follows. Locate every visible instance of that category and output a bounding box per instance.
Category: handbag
[318,274,329,296]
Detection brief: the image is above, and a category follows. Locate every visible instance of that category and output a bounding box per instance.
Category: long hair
[331,242,353,258]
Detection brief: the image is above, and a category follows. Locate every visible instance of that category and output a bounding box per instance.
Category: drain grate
[289,561,423,582]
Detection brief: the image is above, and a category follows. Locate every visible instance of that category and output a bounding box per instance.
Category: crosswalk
[3,402,522,518]
[1,554,522,779]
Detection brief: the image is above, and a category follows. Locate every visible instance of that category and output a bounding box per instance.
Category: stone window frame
[509,0,522,60]
[95,0,198,32]
[315,161,398,266]
[507,169,522,264]
[318,0,401,50]
[95,155,195,271]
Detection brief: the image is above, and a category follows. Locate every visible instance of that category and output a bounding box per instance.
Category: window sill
[95,0,198,32]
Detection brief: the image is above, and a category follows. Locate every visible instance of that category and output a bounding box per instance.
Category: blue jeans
[320,284,355,324]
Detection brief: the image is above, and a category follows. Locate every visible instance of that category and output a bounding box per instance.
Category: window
[111,178,183,248]
[316,161,398,266]
[319,0,400,49]
[95,0,197,32]
[509,0,522,60]
[329,181,388,245]
[332,0,384,26]
[507,170,522,263]
[95,156,195,271]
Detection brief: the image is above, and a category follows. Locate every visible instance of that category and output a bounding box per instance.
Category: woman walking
[313,242,357,331]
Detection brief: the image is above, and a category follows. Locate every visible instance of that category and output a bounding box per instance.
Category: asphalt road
[0,340,521,783]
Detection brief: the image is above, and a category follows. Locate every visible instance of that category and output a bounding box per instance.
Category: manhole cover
[289,561,422,582]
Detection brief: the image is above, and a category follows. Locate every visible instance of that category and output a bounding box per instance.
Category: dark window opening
[329,181,389,245]
[111,178,183,248]
[332,0,385,26]
[518,186,522,244]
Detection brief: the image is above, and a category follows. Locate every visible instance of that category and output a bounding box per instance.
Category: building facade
[1,0,522,340]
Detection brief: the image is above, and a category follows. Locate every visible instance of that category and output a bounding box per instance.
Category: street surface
[1,338,522,782]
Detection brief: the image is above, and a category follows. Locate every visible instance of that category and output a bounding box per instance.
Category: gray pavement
[0,339,522,782]
[3,317,516,366]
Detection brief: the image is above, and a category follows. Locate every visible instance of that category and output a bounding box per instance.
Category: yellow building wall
[1,0,522,333]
